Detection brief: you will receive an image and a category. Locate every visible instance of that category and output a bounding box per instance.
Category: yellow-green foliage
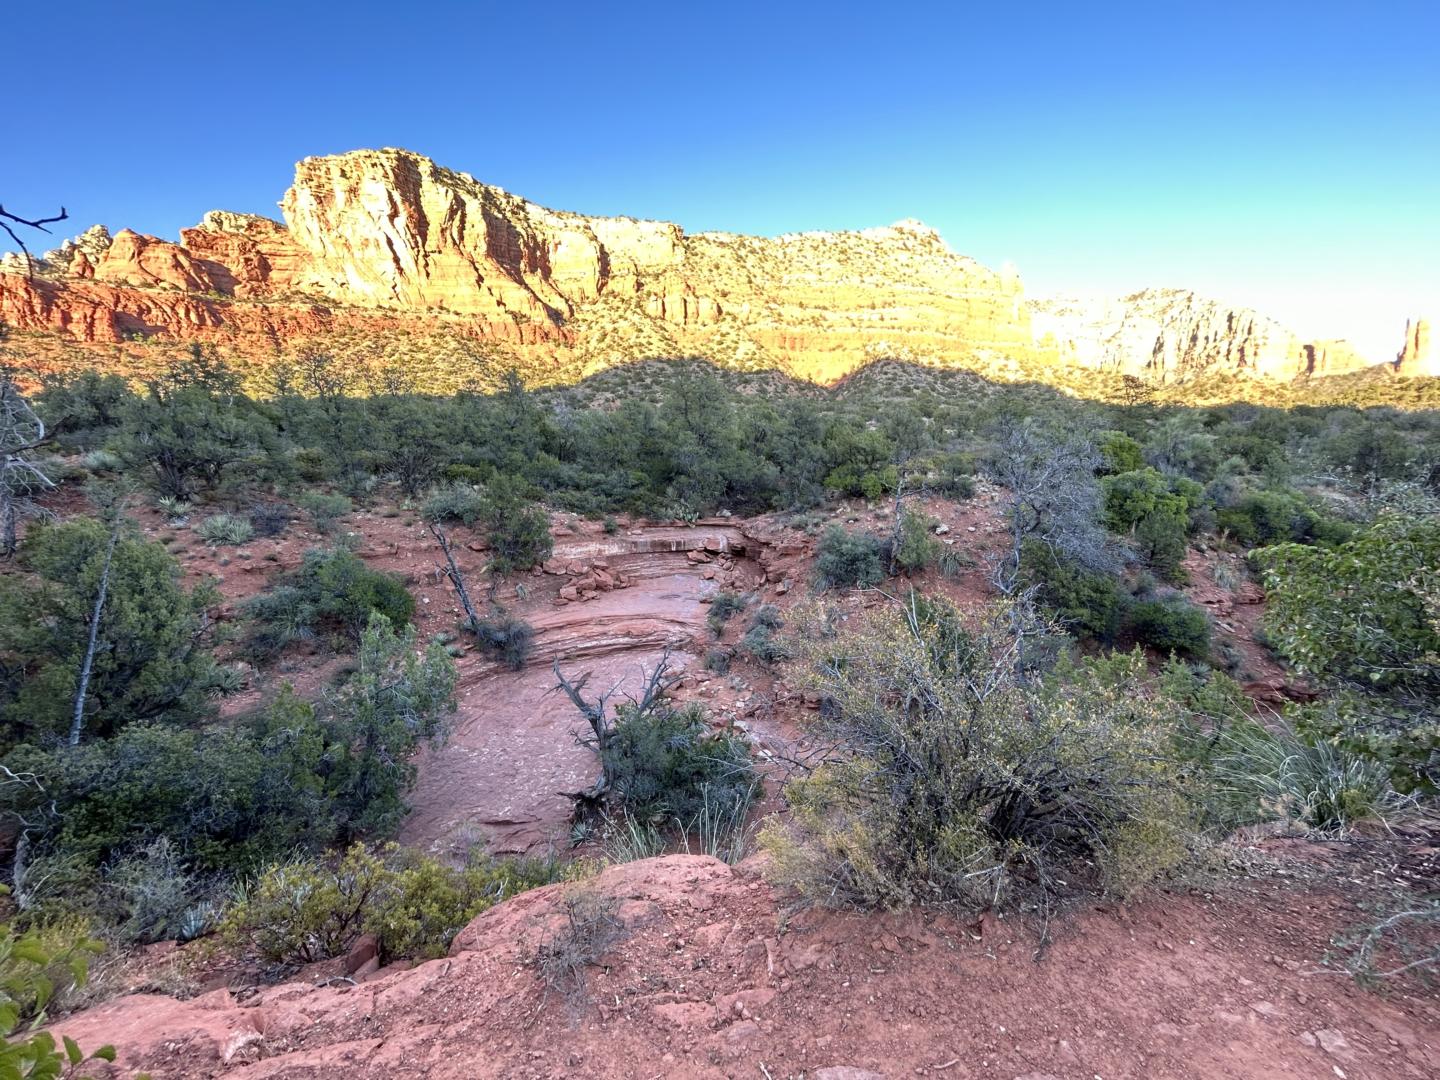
[763,600,1196,911]
[224,842,573,965]
[0,898,117,1076]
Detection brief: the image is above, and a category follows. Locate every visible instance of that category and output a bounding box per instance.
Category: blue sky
[7,0,1437,361]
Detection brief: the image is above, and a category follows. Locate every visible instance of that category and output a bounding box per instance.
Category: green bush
[295,491,352,534]
[763,601,1195,910]
[1126,595,1211,659]
[0,519,228,747]
[816,525,886,588]
[472,611,534,671]
[706,590,749,636]
[1021,541,1128,643]
[0,904,116,1074]
[194,513,254,546]
[243,548,414,655]
[1216,489,1349,548]
[421,484,486,527]
[891,506,941,574]
[482,475,553,573]
[225,842,565,965]
[1097,430,1145,474]
[600,703,759,827]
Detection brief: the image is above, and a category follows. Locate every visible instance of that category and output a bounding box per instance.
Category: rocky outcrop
[1030,289,1372,383]
[92,229,222,293]
[1395,317,1435,377]
[0,148,1420,386]
[0,148,1030,382]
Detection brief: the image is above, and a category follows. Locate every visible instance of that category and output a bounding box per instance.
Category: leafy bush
[739,605,789,663]
[194,513,253,546]
[472,611,534,671]
[226,842,565,966]
[706,590,749,636]
[295,491,351,534]
[243,547,414,656]
[1097,430,1145,474]
[0,904,116,1074]
[322,615,457,837]
[891,506,941,574]
[1021,541,1128,643]
[1257,515,1440,693]
[482,475,553,573]
[1125,595,1211,659]
[600,703,758,828]
[816,525,886,588]
[1216,489,1349,548]
[763,600,1195,910]
[421,484,486,527]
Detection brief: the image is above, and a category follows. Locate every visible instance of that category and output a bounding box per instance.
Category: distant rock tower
[1395,317,1435,377]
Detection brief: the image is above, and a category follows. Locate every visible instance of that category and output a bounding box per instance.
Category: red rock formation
[1395,316,1435,377]
[93,229,220,293]
[0,148,1418,386]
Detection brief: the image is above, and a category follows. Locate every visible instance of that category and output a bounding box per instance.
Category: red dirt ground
[52,852,1440,1079]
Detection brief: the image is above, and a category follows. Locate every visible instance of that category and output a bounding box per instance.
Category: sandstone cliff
[1395,316,1435,377]
[1029,289,1372,383]
[0,148,1417,388]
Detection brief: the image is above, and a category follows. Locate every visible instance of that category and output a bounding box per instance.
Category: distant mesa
[0,147,1429,386]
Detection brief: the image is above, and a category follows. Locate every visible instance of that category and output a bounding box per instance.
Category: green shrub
[1126,595,1211,659]
[421,485,486,527]
[441,463,492,486]
[0,905,116,1073]
[1021,541,1128,643]
[816,525,885,588]
[472,611,534,671]
[295,491,352,534]
[243,548,414,655]
[194,513,254,546]
[892,506,941,574]
[739,605,789,664]
[1216,489,1350,548]
[1256,515,1440,693]
[225,842,565,966]
[704,648,731,674]
[706,590,749,636]
[0,519,228,747]
[763,600,1195,911]
[1097,430,1145,475]
[600,703,759,827]
[483,476,553,573]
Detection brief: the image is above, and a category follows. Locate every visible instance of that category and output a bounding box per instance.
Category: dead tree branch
[0,204,68,280]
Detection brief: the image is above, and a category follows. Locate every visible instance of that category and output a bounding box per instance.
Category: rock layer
[0,148,1417,386]
[1395,316,1435,377]
[1030,289,1372,383]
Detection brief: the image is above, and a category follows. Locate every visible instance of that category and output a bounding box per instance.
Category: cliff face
[0,149,1031,383]
[1029,289,1372,383]
[0,148,1411,387]
[1395,317,1435,377]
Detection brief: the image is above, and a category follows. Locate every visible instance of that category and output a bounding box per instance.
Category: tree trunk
[70,520,121,746]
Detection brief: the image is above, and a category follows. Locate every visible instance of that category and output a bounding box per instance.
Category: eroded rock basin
[400,524,761,855]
